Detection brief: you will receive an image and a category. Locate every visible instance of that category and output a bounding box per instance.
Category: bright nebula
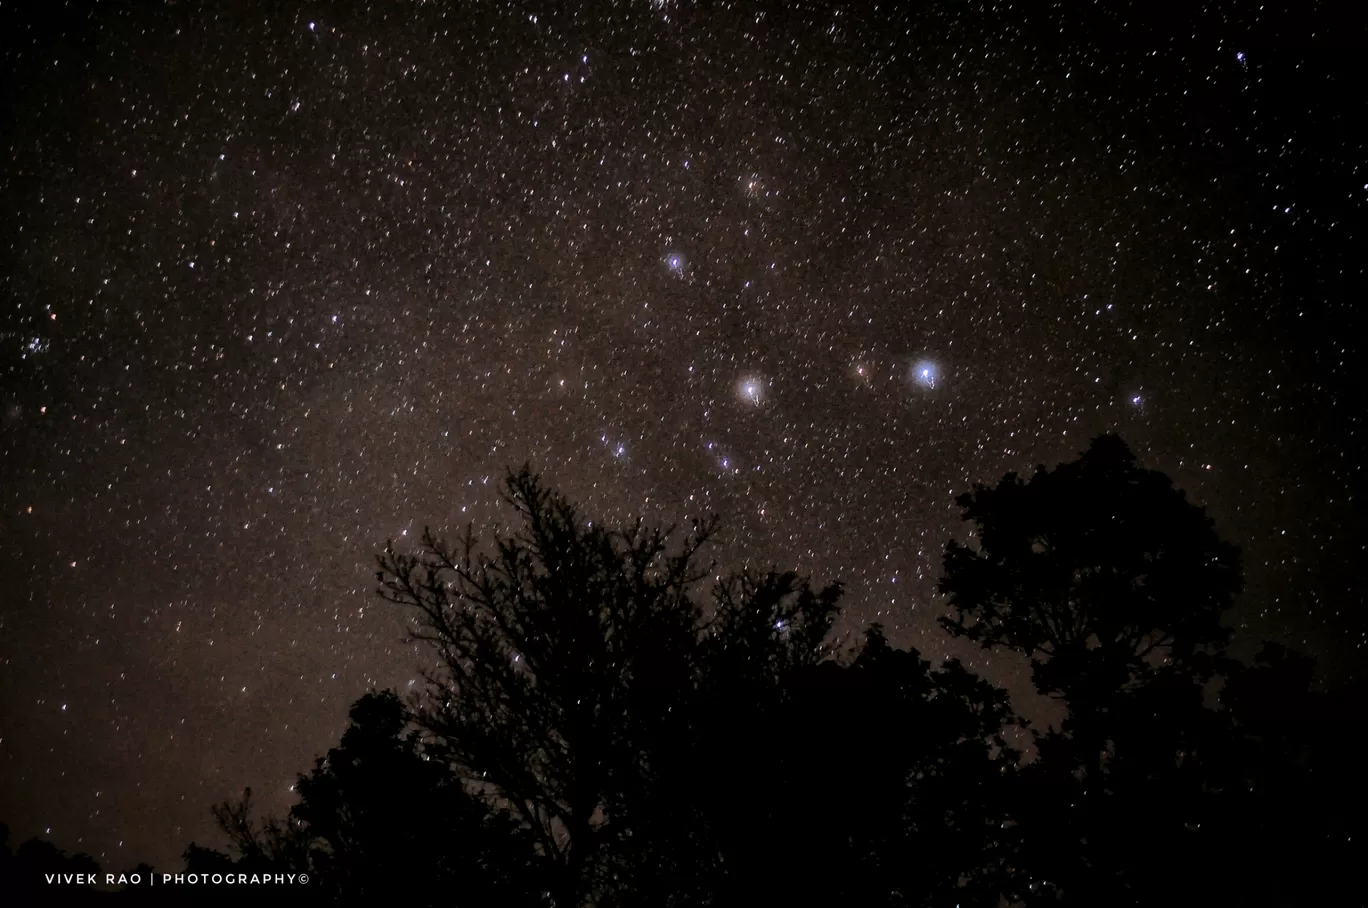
[912,360,937,389]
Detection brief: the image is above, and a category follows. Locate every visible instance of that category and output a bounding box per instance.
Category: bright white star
[912,360,937,389]
[738,376,764,405]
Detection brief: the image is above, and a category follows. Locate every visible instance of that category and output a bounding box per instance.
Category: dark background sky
[1,0,1363,873]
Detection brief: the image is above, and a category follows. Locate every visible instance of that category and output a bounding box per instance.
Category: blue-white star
[738,376,765,405]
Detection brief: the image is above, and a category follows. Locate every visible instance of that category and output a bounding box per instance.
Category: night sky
[2,0,1363,873]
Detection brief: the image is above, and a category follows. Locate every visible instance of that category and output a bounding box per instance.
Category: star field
[1,0,1363,872]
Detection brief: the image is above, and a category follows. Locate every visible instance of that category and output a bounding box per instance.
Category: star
[737,376,765,405]
[911,360,937,390]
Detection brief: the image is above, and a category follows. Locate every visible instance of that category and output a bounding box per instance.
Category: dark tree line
[5,435,1358,905]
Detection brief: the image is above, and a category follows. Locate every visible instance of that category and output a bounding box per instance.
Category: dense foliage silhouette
[5,435,1355,906]
[938,434,1244,905]
[0,823,106,904]
[181,690,539,906]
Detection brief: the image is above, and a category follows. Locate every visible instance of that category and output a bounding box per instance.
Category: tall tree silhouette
[376,466,722,906]
[939,435,1244,905]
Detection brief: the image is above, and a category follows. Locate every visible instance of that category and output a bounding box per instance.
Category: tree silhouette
[580,566,851,907]
[376,466,721,906]
[1214,643,1362,906]
[292,689,538,906]
[0,823,104,905]
[376,466,1037,906]
[171,446,1357,905]
[183,690,538,907]
[675,621,1022,907]
[939,434,1241,711]
[939,434,1244,905]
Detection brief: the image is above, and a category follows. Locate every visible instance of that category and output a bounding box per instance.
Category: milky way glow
[0,0,1357,874]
